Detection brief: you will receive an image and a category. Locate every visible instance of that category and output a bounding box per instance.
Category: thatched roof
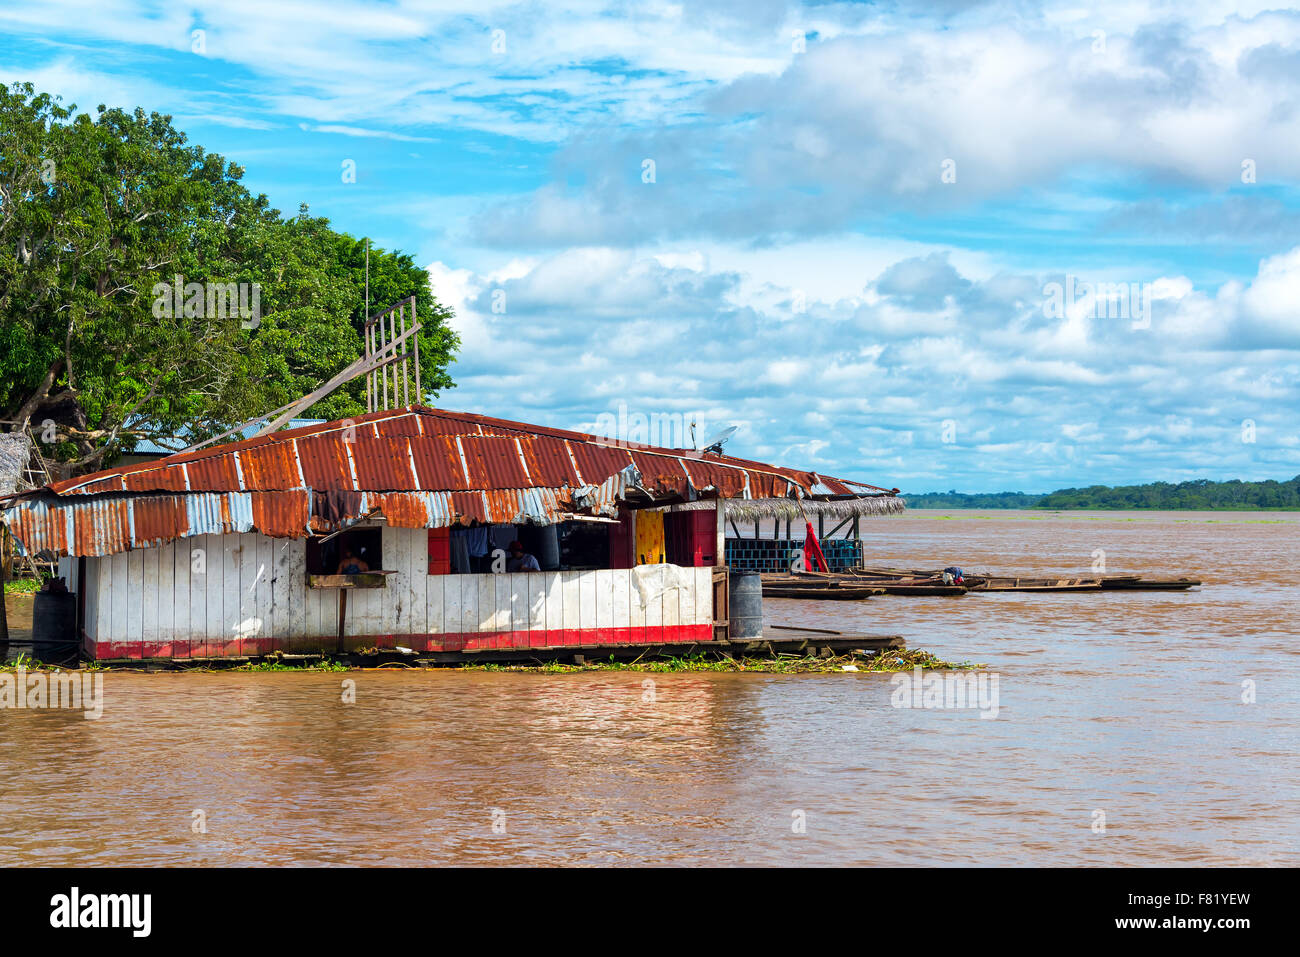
[655,495,905,521]
[0,432,31,497]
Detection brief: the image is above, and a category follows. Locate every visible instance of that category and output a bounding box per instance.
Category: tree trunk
[9,359,63,429]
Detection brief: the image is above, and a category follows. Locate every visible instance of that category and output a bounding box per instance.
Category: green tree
[0,82,458,473]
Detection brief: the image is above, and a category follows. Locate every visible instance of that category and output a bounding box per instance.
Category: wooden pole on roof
[366,319,374,413]
[384,310,395,408]
[381,308,389,410]
[411,295,421,405]
[399,302,409,407]
[365,239,371,413]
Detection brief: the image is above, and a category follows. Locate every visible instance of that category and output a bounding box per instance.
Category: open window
[306,527,385,585]
[561,521,610,570]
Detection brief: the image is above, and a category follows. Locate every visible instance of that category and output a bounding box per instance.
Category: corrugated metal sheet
[186,453,242,491]
[370,491,428,527]
[71,498,131,555]
[0,484,601,557]
[132,496,189,546]
[45,406,892,499]
[250,489,313,538]
[409,434,469,490]
[238,441,301,491]
[294,433,351,490]
[10,405,899,557]
[568,441,635,488]
[459,434,532,488]
[351,436,418,490]
[518,435,581,488]
[678,459,748,498]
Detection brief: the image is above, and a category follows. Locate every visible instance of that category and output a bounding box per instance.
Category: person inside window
[506,540,540,572]
[336,544,370,575]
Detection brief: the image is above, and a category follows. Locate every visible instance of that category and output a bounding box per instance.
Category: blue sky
[3,0,1299,492]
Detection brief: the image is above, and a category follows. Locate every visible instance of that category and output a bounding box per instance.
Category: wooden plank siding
[81,530,714,659]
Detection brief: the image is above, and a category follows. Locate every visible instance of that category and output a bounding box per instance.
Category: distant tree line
[904,476,1300,510]
[900,490,1045,509]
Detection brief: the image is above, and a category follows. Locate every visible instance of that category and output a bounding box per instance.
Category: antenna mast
[364,239,371,412]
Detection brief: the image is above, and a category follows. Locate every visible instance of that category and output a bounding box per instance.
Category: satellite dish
[701,425,738,455]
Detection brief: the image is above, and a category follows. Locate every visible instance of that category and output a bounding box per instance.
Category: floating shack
[0,406,902,661]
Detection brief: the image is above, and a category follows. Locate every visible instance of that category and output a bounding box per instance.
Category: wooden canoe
[762,585,883,600]
[969,578,1102,592]
[1097,577,1201,590]
[772,570,966,596]
[848,580,968,596]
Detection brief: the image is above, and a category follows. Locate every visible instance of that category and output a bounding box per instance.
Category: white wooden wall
[78,527,713,657]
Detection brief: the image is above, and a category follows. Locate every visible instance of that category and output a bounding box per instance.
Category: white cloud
[468,8,1300,246]
[426,243,1300,490]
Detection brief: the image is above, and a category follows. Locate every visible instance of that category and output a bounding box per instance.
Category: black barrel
[32,591,78,666]
[728,570,764,641]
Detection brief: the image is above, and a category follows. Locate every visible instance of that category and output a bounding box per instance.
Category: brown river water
[1,510,1296,866]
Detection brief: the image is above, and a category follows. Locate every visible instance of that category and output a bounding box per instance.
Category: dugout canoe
[762,584,884,600]
[968,578,1103,592]
[1097,577,1201,590]
[854,566,1199,591]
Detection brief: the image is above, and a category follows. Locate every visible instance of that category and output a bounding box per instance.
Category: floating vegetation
[3,648,980,675]
[459,648,980,674]
[0,653,60,673]
[232,658,350,673]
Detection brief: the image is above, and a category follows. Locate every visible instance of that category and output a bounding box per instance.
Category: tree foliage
[1034,476,1300,510]
[0,81,458,475]
[903,476,1300,510]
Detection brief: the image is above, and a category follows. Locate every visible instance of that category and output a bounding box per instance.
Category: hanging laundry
[449,530,472,574]
[464,525,490,557]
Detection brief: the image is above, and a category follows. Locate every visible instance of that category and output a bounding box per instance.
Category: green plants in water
[457,647,979,674]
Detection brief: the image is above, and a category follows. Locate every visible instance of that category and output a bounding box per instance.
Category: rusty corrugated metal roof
[5,405,899,557]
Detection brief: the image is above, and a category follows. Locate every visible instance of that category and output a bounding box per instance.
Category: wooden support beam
[254,323,421,436]
[411,295,421,403]
[714,497,726,567]
[337,590,347,655]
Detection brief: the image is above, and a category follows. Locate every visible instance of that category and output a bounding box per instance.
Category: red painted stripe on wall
[108,624,714,660]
